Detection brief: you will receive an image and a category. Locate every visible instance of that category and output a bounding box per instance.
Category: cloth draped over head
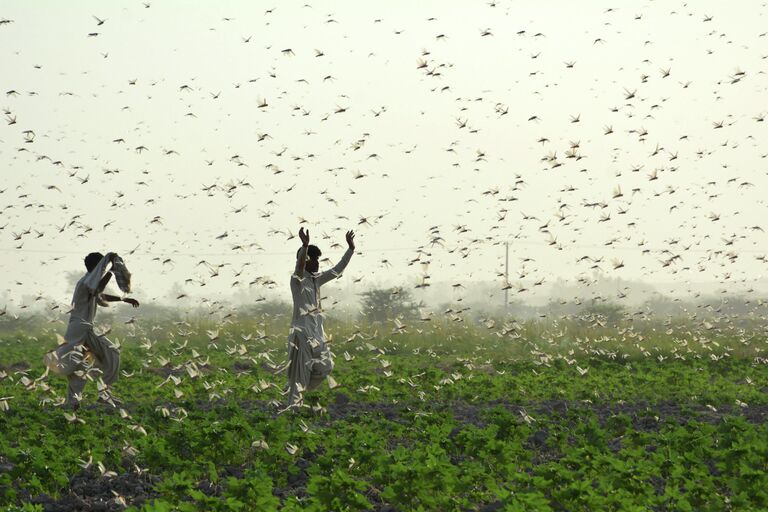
[111,255,132,293]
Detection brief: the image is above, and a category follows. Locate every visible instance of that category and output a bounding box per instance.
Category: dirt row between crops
[186,394,768,429]
[12,466,160,512]
[9,397,767,511]
[81,392,768,430]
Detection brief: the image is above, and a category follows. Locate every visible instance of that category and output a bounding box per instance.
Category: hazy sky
[1,0,768,309]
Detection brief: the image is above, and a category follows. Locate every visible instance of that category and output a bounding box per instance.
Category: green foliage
[223,470,280,510]
[2,317,768,511]
[306,469,371,511]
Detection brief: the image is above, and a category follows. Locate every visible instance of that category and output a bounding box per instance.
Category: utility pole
[504,241,509,312]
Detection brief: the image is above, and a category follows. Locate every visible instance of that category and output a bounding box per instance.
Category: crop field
[1,315,767,511]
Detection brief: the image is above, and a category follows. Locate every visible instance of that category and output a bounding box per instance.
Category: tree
[358,287,420,324]
[583,298,625,325]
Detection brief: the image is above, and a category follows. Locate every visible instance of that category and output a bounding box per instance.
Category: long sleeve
[294,245,308,278]
[82,253,113,292]
[315,246,354,287]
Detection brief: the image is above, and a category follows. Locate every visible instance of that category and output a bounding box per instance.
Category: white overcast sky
[1,0,767,308]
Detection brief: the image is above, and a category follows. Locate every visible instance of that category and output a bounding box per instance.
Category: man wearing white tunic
[44,252,139,410]
[286,227,355,409]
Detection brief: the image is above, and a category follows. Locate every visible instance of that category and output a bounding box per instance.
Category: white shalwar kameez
[286,246,353,408]
[44,253,120,405]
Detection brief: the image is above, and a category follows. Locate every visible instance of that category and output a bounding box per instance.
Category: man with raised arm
[44,252,139,410]
[285,227,355,410]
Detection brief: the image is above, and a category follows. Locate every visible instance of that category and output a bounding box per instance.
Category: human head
[297,245,321,273]
[84,252,104,272]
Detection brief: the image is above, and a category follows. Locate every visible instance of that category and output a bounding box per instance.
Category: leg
[286,334,311,408]
[66,371,87,409]
[307,342,334,391]
[85,334,121,386]
[49,342,87,408]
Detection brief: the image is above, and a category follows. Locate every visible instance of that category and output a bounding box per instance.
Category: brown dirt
[25,468,160,511]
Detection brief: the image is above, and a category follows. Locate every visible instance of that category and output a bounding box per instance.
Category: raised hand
[346,230,355,250]
[299,227,310,246]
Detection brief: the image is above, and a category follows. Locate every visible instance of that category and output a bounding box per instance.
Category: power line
[0,238,765,258]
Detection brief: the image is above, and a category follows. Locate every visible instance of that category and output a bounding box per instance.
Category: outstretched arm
[100,294,140,308]
[316,230,355,287]
[294,227,309,278]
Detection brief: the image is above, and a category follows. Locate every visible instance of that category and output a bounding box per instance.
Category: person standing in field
[44,252,139,410]
[285,227,355,410]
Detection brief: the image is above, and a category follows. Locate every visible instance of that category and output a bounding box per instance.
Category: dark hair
[84,252,104,272]
[297,245,321,260]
